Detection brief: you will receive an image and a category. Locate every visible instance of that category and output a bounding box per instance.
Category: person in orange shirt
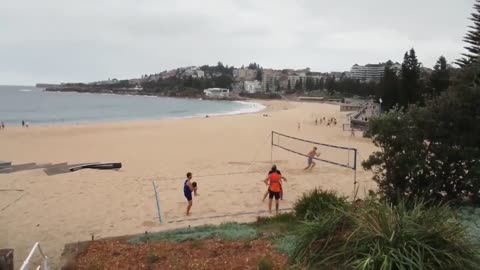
[264,170,286,214]
[262,165,287,201]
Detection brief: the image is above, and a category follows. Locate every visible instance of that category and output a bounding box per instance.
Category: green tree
[325,76,336,95]
[256,68,262,81]
[363,63,480,204]
[214,75,232,89]
[401,48,421,107]
[184,76,193,87]
[379,62,401,111]
[294,80,301,90]
[319,78,325,90]
[457,0,480,67]
[306,77,315,91]
[429,56,450,96]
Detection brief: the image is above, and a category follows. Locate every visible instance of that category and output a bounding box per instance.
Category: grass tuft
[291,197,480,269]
[293,188,349,221]
[128,223,257,244]
[257,256,274,270]
[146,252,160,264]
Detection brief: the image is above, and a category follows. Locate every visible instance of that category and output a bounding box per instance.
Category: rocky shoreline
[44,85,284,101]
[44,86,246,101]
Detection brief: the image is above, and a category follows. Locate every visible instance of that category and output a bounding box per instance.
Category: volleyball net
[271,131,357,185]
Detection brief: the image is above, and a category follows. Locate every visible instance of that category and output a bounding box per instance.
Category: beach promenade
[0,100,376,268]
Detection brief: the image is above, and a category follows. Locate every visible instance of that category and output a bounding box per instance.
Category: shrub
[293,189,349,221]
[146,252,160,264]
[291,198,480,269]
[363,71,480,205]
[190,239,204,249]
[257,256,274,270]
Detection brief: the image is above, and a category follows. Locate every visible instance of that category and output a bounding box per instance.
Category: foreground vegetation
[291,190,480,269]
[81,189,472,270]
[361,1,480,206]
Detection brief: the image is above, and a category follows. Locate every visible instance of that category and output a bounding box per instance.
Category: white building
[244,80,262,93]
[350,62,400,82]
[288,75,306,90]
[204,88,230,98]
[196,70,205,78]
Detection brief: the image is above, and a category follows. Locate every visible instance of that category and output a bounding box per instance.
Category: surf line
[152,181,163,224]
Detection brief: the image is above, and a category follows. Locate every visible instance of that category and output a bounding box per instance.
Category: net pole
[152,181,163,224]
[347,150,350,167]
[353,149,358,184]
[353,149,358,201]
[271,131,273,164]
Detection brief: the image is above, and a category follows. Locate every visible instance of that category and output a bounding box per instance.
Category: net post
[353,149,358,201]
[152,181,163,224]
[353,149,357,183]
[271,131,274,164]
[347,150,350,167]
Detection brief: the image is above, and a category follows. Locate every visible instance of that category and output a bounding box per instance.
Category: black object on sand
[69,163,122,172]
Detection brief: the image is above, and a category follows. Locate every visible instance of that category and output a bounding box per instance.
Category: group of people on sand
[181,146,321,216]
[314,117,337,127]
[21,120,29,128]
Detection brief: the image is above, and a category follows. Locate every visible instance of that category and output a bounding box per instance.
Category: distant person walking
[304,146,320,170]
[22,120,25,127]
[183,172,198,216]
[1,121,4,129]
[264,169,285,214]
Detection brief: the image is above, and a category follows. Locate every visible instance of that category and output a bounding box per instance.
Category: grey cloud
[0,0,475,85]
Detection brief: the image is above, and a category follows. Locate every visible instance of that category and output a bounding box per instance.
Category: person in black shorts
[183,172,198,216]
[263,170,285,214]
[262,165,287,201]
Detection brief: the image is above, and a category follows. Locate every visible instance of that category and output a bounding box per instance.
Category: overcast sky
[0,0,475,85]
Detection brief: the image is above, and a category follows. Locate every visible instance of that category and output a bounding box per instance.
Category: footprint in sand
[141,220,156,227]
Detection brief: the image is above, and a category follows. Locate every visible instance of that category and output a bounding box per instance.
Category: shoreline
[0,99,293,131]
[1,93,278,128]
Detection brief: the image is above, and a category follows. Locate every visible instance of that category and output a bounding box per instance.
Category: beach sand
[0,100,377,268]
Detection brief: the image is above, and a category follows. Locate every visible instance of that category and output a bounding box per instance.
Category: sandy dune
[0,100,377,268]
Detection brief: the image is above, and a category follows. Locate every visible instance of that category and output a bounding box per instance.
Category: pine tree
[256,68,262,81]
[326,76,336,93]
[379,62,401,111]
[401,48,421,107]
[429,56,450,96]
[306,77,314,91]
[294,80,300,90]
[319,78,325,90]
[457,0,480,67]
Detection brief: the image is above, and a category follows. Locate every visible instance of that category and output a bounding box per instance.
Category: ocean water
[0,85,264,126]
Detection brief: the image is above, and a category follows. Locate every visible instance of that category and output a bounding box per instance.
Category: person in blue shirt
[183,172,198,216]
